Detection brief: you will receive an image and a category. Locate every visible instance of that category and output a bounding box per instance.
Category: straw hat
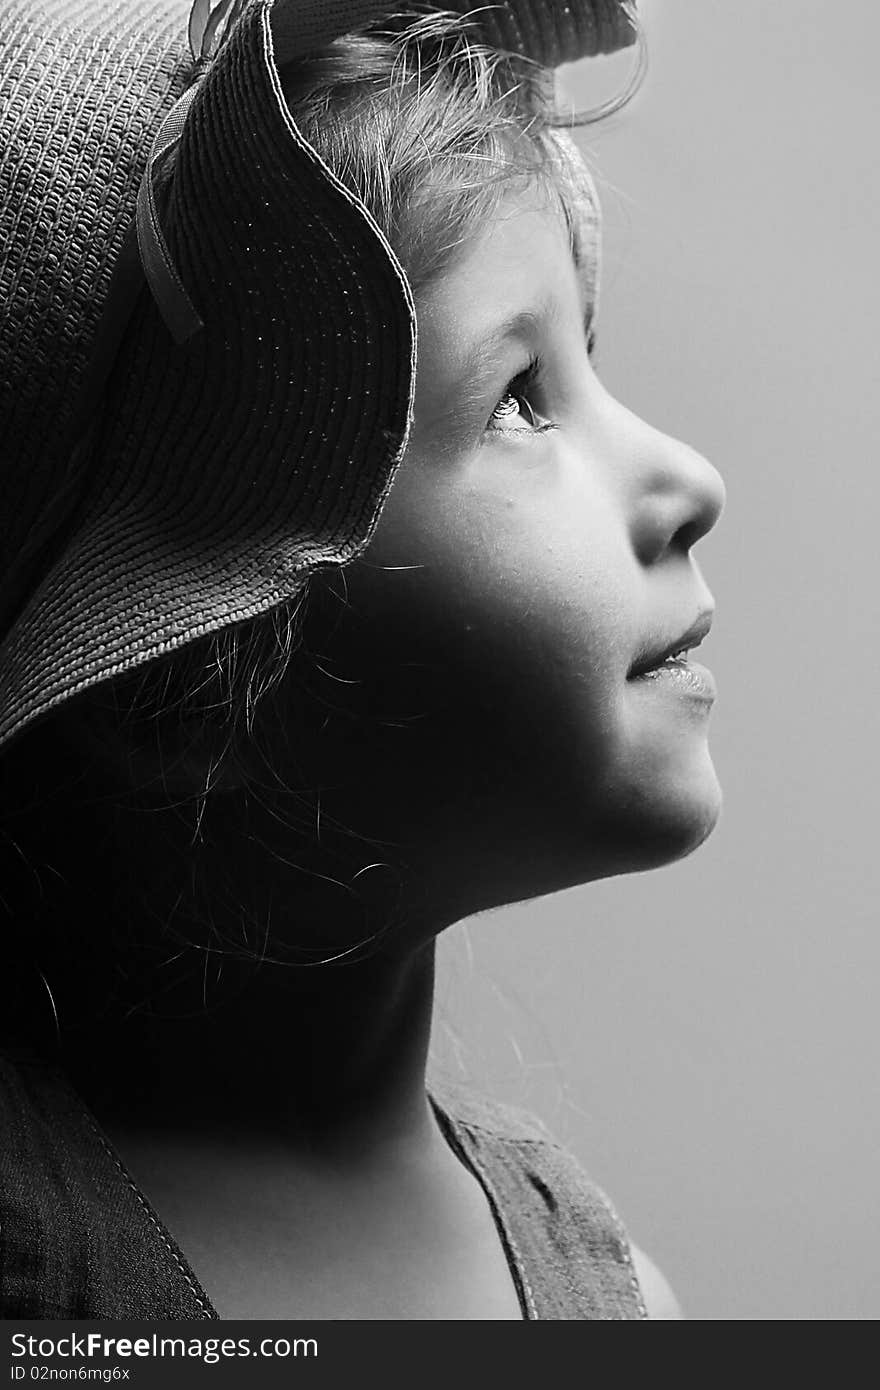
[0,0,636,752]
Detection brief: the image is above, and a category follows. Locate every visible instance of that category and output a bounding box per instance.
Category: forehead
[416,171,599,354]
[418,121,601,314]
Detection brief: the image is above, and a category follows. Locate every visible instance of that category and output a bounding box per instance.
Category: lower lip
[630,659,716,705]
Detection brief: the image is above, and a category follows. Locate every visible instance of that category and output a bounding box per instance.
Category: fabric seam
[64,1077,219,1320]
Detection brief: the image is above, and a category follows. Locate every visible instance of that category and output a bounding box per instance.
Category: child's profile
[0,0,722,1320]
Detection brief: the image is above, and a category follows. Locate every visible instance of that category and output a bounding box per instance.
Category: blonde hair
[280,12,592,292]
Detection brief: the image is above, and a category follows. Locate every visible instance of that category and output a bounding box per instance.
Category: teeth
[634,646,691,678]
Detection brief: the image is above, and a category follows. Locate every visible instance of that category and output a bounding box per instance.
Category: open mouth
[628,610,714,682]
[639,648,693,677]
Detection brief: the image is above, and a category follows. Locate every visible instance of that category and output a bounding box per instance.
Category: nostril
[673,517,703,553]
[674,450,725,553]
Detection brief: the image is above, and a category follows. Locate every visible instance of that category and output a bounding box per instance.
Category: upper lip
[628,609,714,679]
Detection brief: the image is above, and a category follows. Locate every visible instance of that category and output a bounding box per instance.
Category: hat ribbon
[134,2,251,344]
[135,82,205,344]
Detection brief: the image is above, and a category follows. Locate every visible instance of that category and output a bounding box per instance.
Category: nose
[621,410,726,567]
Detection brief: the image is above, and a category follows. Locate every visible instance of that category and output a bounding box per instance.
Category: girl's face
[308,174,726,922]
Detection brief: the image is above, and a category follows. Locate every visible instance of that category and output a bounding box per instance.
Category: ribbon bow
[188,0,249,61]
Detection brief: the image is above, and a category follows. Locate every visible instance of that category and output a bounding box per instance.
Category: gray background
[432,0,880,1320]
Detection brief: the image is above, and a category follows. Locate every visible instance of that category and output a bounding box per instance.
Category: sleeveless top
[0,1049,647,1320]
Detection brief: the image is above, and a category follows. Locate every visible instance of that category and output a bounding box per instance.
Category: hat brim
[0,0,636,750]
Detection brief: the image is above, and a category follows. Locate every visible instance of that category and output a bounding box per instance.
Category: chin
[599,759,723,876]
[488,768,722,907]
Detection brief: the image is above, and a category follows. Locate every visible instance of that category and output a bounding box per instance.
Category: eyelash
[485,329,598,437]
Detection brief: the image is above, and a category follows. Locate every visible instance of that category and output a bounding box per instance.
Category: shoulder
[430,1080,673,1320]
[428,1077,558,1143]
[630,1244,684,1320]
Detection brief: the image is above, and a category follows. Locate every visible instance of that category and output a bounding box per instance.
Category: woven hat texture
[0,0,636,752]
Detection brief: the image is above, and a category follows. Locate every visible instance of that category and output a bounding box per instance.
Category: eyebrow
[460,305,555,383]
[450,198,598,389]
[449,289,594,415]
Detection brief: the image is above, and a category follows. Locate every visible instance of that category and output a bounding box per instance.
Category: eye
[485,356,555,437]
[488,389,540,432]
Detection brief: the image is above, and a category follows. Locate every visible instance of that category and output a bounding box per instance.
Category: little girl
[0,0,723,1319]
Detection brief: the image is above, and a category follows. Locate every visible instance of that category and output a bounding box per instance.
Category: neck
[61,939,439,1163]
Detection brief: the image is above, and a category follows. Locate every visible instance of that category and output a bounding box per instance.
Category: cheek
[352,463,636,775]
